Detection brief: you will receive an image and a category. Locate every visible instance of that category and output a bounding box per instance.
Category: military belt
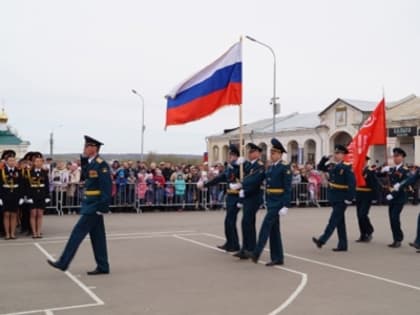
[356,187,372,192]
[329,182,349,190]
[84,190,101,196]
[226,189,239,195]
[3,184,18,188]
[30,184,45,188]
[266,188,284,194]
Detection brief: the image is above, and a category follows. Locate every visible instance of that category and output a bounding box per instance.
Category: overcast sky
[1,0,419,155]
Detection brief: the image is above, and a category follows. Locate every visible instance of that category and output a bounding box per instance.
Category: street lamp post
[131,89,145,161]
[245,35,279,134]
[49,124,63,160]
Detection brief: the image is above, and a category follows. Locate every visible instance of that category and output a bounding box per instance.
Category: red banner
[346,98,386,186]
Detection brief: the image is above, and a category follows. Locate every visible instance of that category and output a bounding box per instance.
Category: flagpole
[239,36,244,180]
[382,87,388,166]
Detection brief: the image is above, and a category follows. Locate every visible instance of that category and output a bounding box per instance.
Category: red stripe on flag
[165,82,241,127]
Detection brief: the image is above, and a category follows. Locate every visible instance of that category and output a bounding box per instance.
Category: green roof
[0,130,24,145]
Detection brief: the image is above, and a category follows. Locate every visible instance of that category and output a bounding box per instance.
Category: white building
[0,109,30,158]
[206,94,420,166]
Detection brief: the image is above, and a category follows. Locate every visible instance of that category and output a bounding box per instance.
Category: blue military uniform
[355,159,379,242]
[205,145,241,251]
[400,168,420,251]
[250,138,291,265]
[48,136,112,273]
[384,149,410,247]
[313,145,356,251]
[235,143,265,258]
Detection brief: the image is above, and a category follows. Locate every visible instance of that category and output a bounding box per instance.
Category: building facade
[206,94,420,166]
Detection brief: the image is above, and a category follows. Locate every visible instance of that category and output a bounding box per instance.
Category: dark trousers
[319,201,348,249]
[356,198,374,238]
[254,207,283,263]
[56,214,109,272]
[0,210,3,235]
[388,203,404,242]
[415,212,420,245]
[241,199,260,252]
[20,204,31,233]
[224,203,240,250]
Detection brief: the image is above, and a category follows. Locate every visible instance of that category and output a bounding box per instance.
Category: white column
[387,137,398,165]
[414,136,420,165]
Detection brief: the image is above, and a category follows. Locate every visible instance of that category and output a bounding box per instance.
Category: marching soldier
[199,145,241,252]
[246,138,291,266]
[382,148,410,248]
[355,156,379,243]
[393,166,420,252]
[0,150,25,240]
[25,152,50,238]
[312,145,356,252]
[233,143,265,260]
[47,135,112,274]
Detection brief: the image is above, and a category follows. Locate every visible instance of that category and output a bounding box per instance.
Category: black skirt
[31,198,47,210]
[3,196,20,212]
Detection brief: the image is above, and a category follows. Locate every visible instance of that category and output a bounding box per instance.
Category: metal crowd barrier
[45,181,333,215]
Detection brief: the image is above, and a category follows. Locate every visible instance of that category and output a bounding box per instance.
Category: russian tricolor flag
[165,42,242,127]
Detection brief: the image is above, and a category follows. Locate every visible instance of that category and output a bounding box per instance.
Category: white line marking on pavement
[0,303,102,315]
[34,243,105,305]
[285,252,420,291]
[0,231,198,247]
[172,234,308,315]
[203,233,420,292]
[45,311,54,315]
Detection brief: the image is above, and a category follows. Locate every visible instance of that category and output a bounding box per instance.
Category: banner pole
[239,36,244,180]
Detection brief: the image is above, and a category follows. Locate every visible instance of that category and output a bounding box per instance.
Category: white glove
[236,202,243,208]
[19,198,24,205]
[239,189,245,198]
[386,194,394,201]
[393,183,401,191]
[236,157,245,165]
[96,211,103,216]
[0,199,2,206]
[381,166,390,173]
[196,181,204,189]
[279,207,288,216]
[45,198,51,203]
[344,200,352,205]
[26,198,34,204]
[229,183,242,190]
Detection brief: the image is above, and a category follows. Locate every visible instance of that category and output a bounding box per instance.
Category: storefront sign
[388,126,417,137]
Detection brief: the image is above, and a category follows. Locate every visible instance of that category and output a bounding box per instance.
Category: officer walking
[47,136,112,274]
[312,145,355,251]
[246,138,291,266]
[355,156,379,243]
[382,148,409,248]
[233,143,265,259]
[199,145,241,252]
[393,165,420,253]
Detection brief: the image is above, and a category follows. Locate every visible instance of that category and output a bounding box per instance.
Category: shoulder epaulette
[343,162,352,166]
[96,157,104,163]
[403,166,409,170]
[258,160,264,166]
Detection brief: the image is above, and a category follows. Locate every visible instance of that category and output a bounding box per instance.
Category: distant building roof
[319,98,379,116]
[0,129,26,145]
[210,111,320,137]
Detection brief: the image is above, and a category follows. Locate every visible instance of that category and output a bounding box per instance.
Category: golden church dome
[0,109,8,123]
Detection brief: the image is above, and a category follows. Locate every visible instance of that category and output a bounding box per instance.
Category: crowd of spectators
[38,158,420,213]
